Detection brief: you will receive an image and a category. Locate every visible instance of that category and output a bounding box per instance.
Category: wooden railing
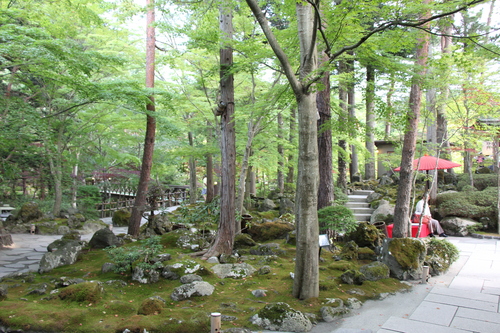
[96,183,190,218]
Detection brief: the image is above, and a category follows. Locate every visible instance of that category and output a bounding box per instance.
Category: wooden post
[421,265,429,284]
[211,312,221,333]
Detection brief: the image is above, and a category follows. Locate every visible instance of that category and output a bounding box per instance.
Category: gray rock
[79,220,108,235]
[259,198,277,212]
[38,241,83,274]
[279,197,295,215]
[366,191,383,203]
[211,263,256,279]
[88,228,121,249]
[54,277,85,288]
[258,265,271,275]
[250,302,312,332]
[440,216,479,237]
[206,256,219,264]
[370,200,395,224]
[132,266,160,284]
[251,289,267,297]
[359,261,390,281]
[223,328,252,333]
[345,297,362,309]
[47,238,81,253]
[101,262,116,274]
[0,285,7,301]
[170,281,215,301]
[320,299,350,322]
[57,226,70,235]
[180,274,203,284]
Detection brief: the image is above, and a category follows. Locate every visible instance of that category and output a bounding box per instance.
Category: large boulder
[88,228,121,249]
[345,222,383,249]
[440,216,479,237]
[249,302,312,332]
[212,263,256,279]
[279,197,295,215]
[380,238,427,280]
[80,220,109,235]
[38,241,83,274]
[246,221,294,242]
[170,281,215,301]
[370,200,394,224]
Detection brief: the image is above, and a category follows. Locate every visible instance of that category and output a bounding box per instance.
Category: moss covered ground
[0,236,410,333]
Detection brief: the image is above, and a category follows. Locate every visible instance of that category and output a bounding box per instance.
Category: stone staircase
[346,190,374,222]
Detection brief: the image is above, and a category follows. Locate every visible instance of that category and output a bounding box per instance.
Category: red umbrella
[393,154,461,171]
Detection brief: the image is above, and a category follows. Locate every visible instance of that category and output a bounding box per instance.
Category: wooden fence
[96,183,190,218]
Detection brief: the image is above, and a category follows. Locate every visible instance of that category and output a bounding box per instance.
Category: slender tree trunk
[128,0,156,237]
[347,56,358,181]
[286,107,296,184]
[365,65,376,180]
[317,52,333,209]
[277,112,285,194]
[337,61,348,191]
[71,151,80,209]
[438,17,453,170]
[188,132,197,204]
[392,0,430,238]
[385,74,395,139]
[202,5,236,258]
[205,120,215,203]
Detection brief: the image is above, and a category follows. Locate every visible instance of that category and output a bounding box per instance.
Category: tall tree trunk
[277,111,285,194]
[347,56,358,181]
[188,132,197,204]
[202,4,236,258]
[385,74,395,139]
[128,0,156,237]
[392,0,430,238]
[337,61,348,191]
[317,52,333,209]
[365,65,376,180]
[246,0,319,300]
[438,16,453,169]
[286,107,296,184]
[71,150,80,209]
[205,120,215,203]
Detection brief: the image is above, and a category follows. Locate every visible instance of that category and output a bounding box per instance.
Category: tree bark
[277,111,285,194]
[128,0,156,237]
[365,65,376,180]
[188,131,197,204]
[202,4,236,258]
[392,0,430,238]
[347,56,358,181]
[286,107,296,184]
[317,52,333,209]
[337,61,348,191]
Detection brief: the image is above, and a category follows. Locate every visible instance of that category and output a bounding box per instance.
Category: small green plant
[333,187,348,205]
[318,205,358,238]
[105,236,163,274]
[176,197,220,231]
[466,222,483,234]
[77,185,101,218]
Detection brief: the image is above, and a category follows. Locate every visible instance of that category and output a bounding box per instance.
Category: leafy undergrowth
[0,236,410,333]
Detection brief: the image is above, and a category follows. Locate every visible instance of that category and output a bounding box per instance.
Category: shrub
[317,205,357,237]
[437,187,498,225]
[77,185,101,218]
[105,236,163,274]
[333,187,348,205]
[457,174,497,191]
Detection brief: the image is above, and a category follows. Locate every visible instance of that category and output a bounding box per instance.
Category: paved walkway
[1,230,499,333]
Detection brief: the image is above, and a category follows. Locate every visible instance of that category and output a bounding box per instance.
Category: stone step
[354,213,372,222]
[346,202,371,209]
[347,195,370,203]
[349,207,374,215]
[351,190,374,196]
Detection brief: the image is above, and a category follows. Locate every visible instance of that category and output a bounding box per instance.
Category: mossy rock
[137,297,165,315]
[339,241,359,260]
[345,222,383,249]
[247,221,294,242]
[112,209,131,227]
[234,233,256,248]
[58,282,104,303]
[340,269,366,285]
[381,238,427,280]
[359,261,390,281]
